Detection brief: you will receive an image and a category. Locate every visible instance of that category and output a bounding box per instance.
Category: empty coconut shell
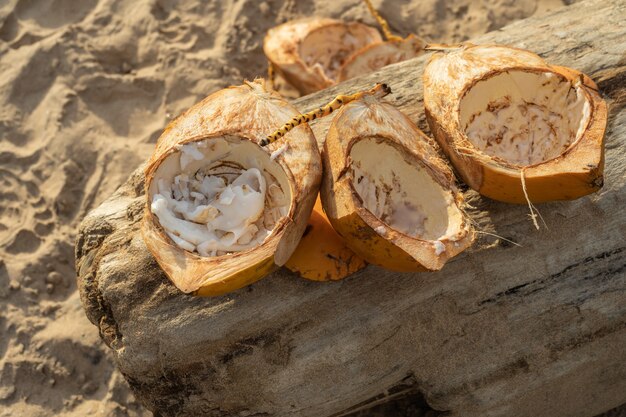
[264,1,426,95]
[423,44,607,204]
[337,34,424,83]
[321,91,474,272]
[142,80,321,296]
[264,18,382,95]
[262,84,392,280]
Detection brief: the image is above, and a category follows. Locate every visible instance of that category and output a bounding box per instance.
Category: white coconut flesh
[459,70,591,166]
[349,137,465,242]
[149,136,291,257]
[299,25,379,82]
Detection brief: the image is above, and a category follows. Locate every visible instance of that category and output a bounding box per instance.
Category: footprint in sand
[14,0,98,29]
[1,295,113,409]
[76,75,165,139]
[0,170,42,253]
[1,0,98,46]
[3,43,61,127]
[5,230,41,254]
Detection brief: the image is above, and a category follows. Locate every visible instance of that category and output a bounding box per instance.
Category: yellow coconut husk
[423,44,607,204]
[285,196,368,281]
[263,18,382,95]
[142,80,321,296]
[337,34,424,83]
[321,93,474,272]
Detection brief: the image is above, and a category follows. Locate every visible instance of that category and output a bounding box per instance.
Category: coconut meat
[349,137,464,242]
[460,70,591,166]
[149,137,290,257]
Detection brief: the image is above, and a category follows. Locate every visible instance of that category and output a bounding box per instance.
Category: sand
[0,0,598,416]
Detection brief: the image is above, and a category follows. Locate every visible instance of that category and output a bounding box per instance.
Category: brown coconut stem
[260,83,391,147]
[362,0,403,43]
[267,61,276,91]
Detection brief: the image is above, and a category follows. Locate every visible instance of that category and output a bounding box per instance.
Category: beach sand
[3,0,613,416]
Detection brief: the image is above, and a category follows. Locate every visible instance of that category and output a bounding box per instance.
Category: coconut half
[337,34,424,83]
[142,80,321,295]
[285,196,368,281]
[321,93,474,272]
[423,44,607,204]
[264,18,382,95]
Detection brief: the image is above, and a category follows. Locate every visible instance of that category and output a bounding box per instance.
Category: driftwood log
[75,0,626,416]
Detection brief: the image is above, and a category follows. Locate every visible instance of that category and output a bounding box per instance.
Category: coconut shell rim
[448,63,601,172]
[143,130,306,263]
[322,104,475,269]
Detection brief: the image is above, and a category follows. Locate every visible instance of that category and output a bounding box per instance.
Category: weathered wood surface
[75,0,626,416]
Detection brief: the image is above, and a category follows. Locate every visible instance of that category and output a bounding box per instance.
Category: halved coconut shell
[423,44,607,204]
[285,196,367,281]
[337,34,424,82]
[321,93,474,272]
[264,18,382,95]
[142,80,321,296]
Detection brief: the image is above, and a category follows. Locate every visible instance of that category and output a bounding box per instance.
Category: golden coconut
[320,89,474,272]
[142,80,321,296]
[263,17,382,95]
[423,44,607,204]
[285,196,368,281]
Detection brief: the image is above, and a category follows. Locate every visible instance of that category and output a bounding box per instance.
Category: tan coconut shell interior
[349,136,465,242]
[337,35,424,82]
[299,22,382,84]
[459,69,591,167]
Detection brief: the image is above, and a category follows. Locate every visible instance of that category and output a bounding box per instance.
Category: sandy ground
[4,0,621,416]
